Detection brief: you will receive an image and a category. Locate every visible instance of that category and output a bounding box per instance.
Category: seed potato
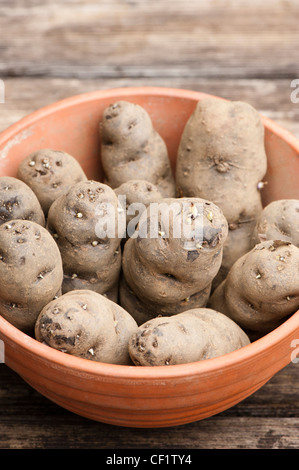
[114,179,163,237]
[17,148,87,214]
[176,98,267,287]
[0,176,45,227]
[35,290,138,365]
[120,197,228,323]
[209,240,299,337]
[128,308,250,366]
[47,180,123,299]
[0,219,63,332]
[100,101,175,198]
[252,199,299,247]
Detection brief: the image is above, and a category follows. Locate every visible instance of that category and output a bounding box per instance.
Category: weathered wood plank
[0,363,298,449]
[0,77,298,138]
[0,0,298,78]
[0,0,299,450]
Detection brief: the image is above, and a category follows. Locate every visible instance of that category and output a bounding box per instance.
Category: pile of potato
[1,97,299,367]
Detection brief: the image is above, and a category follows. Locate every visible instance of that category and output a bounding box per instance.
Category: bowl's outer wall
[0,87,299,427]
[2,312,299,427]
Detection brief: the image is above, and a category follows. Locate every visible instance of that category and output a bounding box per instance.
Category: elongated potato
[128,308,250,366]
[0,220,63,332]
[35,290,138,365]
[209,240,299,337]
[100,101,175,197]
[176,98,267,286]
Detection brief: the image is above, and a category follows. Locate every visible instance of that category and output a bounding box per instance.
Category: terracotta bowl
[0,87,299,428]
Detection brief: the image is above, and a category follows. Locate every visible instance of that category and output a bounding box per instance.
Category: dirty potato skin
[209,240,299,336]
[175,98,267,285]
[128,308,250,366]
[114,179,163,238]
[0,220,63,332]
[17,148,87,214]
[35,290,138,365]
[47,180,123,297]
[120,197,228,322]
[119,274,211,325]
[252,199,299,247]
[100,101,175,198]
[0,176,45,227]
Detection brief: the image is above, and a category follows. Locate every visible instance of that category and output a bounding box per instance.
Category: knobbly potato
[47,180,123,298]
[120,197,228,323]
[119,274,212,325]
[252,199,299,247]
[0,220,63,332]
[114,179,163,238]
[175,98,268,286]
[100,101,175,198]
[0,176,45,227]
[128,308,250,366]
[17,148,87,214]
[209,240,299,337]
[35,290,138,365]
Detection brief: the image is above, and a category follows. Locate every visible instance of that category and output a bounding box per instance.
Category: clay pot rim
[1,86,298,155]
[1,311,299,379]
[0,86,299,380]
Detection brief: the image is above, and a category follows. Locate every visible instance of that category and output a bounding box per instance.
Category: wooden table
[0,0,299,450]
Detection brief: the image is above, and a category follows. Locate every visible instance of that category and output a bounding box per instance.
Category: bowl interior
[1,87,299,208]
[0,86,299,379]
[0,87,203,182]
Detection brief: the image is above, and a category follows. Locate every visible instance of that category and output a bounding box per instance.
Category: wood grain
[1,77,298,138]
[0,0,299,451]
[0,364,298,449]
[0,0,298,79]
